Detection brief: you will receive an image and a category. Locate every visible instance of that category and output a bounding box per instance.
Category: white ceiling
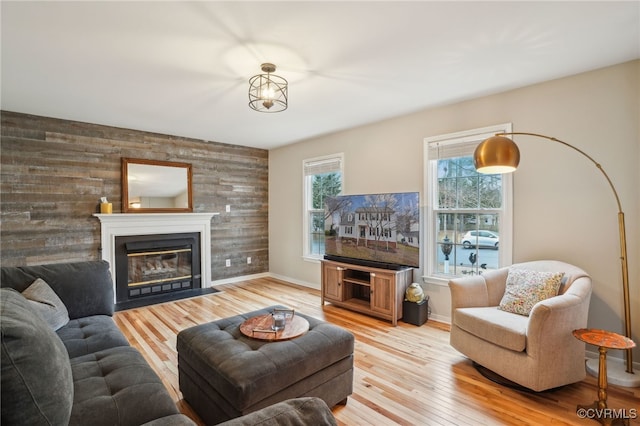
[2,1,639,150]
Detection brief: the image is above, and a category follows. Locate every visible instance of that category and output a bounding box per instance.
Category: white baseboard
[584,349,639,366]
[210,272,454,325]
[207,272,270,287]
[207,272,320,290]
[584,354,640,388]
[428,313,450,324]
[266,273,320,290]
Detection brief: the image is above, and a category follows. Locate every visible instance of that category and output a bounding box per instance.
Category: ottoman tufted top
[176,306,354,410]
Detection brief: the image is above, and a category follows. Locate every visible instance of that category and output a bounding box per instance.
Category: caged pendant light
[248,63,288,113]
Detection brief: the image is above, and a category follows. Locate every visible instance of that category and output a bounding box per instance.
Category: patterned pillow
[498,268,565,316]
[21,278,70,330]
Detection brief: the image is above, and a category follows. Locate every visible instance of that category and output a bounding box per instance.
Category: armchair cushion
[498,269,564,316]
[454,307,528,352]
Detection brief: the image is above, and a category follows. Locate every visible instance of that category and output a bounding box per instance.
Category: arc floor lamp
[474,132,635,383]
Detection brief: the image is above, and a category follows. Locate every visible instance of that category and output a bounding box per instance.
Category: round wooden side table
[572,328,636,426]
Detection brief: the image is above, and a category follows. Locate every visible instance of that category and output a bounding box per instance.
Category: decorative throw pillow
[21,278,70,330]
[498,269,565,316]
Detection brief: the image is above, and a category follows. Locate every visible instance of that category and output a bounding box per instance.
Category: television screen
[324,192,420,269]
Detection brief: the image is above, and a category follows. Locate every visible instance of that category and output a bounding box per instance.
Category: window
[423,124,513,285]
[303,154,343,260]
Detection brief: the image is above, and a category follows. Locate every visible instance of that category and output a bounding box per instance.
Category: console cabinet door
[322,262,344,301]
[370,272,394,317]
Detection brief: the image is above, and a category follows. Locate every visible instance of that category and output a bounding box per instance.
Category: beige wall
[269,60,639,361]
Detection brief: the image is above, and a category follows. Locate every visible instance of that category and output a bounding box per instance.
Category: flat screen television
[324,192,420,270]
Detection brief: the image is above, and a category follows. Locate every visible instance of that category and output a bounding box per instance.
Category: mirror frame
[122,158,193,213]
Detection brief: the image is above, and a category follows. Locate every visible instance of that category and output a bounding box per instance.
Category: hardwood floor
[113,277,639,425]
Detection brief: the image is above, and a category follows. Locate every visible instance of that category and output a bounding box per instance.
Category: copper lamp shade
[473,135,520,173]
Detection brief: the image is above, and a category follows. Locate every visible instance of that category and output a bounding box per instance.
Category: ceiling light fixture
[248,63,288,113]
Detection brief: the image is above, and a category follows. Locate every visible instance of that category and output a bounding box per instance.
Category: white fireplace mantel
[94,213,218,292]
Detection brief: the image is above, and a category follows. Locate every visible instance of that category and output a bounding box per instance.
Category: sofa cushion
[22,277,70,330]
[1,288,74,425]
[69,346,180,426]
[58,315,131,358]
[454,306,528,352]
[498,268,564,316]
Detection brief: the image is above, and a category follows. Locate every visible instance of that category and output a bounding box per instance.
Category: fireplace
[94,212,217,309]
[114,233,204,310]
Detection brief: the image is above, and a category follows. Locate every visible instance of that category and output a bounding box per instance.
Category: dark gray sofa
[1,260,338,426]
[1,260,195,426]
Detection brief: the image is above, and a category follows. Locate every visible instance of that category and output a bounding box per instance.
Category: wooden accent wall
[0,111,268,281]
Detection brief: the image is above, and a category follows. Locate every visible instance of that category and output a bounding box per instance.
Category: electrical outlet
[225,259,231,267]
[225,204,231,213]
[247,257,251,264]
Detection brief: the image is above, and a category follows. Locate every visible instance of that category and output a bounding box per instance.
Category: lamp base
[586,357,640,388]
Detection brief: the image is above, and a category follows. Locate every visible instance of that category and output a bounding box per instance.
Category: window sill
[302,255,322,264]
[421,275,450,287]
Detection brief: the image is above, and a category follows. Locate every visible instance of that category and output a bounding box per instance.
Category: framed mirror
[122,158,193,213]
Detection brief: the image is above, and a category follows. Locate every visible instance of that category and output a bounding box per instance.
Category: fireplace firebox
[114,232,203,310]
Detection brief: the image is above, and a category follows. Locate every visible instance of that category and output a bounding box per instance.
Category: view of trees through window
[435,156,502,275]
[309,172,342,256]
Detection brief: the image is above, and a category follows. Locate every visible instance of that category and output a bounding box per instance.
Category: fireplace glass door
[114,233,201,307]
[127,247,193,297]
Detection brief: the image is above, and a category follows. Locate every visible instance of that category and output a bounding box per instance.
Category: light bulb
[262,85,275,100]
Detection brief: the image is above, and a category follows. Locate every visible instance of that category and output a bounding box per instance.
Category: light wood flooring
[113,277,639,425]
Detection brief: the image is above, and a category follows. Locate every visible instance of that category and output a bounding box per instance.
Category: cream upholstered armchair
[448,260,592,392]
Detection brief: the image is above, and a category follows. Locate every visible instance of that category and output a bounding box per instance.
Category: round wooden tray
[240,313,309,341]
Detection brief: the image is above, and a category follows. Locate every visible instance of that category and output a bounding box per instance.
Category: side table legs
[577,346,629,426]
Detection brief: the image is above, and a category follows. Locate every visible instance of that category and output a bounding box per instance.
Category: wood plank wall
[0,111,268,281]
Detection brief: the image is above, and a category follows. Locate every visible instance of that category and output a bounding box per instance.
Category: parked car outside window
[462,230,499,249]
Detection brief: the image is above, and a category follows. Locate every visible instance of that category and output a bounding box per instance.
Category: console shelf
[321,259,413,326]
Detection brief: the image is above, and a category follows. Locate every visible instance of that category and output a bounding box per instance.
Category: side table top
[573,328,636,350]
[240,313,309,341]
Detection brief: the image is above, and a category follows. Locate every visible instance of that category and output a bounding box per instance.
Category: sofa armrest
[0,261,114,319]
[140,414,197,426]
[216,397,337,426]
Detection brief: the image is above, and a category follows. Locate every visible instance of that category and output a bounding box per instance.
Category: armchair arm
[448,268,509,309]
[526,277,592,359]
[448,275,489,309]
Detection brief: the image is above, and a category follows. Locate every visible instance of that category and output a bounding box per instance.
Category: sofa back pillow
[1,288,74,425]
[22,278,70,331]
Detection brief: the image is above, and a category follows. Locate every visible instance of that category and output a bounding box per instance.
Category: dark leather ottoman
[177,306,354,425]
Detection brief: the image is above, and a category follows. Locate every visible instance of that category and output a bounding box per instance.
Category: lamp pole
[493,132,633,374]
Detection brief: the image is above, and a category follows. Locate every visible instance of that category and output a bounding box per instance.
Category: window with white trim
[303,154,343,260]
[423,124,513,285]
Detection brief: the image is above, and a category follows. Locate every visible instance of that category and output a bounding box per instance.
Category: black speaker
[402,297,429,326]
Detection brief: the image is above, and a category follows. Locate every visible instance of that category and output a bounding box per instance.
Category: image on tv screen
[324,192,420,268]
